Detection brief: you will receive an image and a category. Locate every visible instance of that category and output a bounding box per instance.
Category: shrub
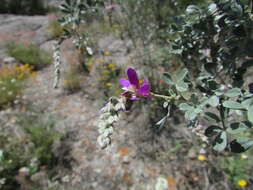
[63,64,82,93]
[0,0,48,15]
[0,134,31,190]
[7,43,52,70]
[0,64,33,108]
[94,59,121,98]
[17,114,60,166]
[0,113,60,190]
[48,16,65,38]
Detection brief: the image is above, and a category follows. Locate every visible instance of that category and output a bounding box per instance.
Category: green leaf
[223,101,244,109]
[226,122,248,134]
[186,5,200,14]
[185,110,197,120]
[176,81,188,92]
[208,80,219,91]
[213,131,227,152]
[205,125,222,137]
[163,73,174,85]
[247,105,253,123]
[204,112,220,122]
[224,88,241,97]
[180,91,191,100]
[194,107,202,114]
[241,98,253,110]
[175,68,188,82]
[230,138,253,153]
[208,96,219,107]
[179,103,192,111]
[170,49,183,55]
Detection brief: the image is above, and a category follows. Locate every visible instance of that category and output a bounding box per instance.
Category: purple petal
[105,4,118,9]
[138,78,150,96]
[130,95,139,100]
[127,68,139,88]
[119,78,130,87]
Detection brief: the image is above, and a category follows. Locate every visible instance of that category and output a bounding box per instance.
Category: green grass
[0,64,32,108]
[0,111,61,190]
[7,43,52,70]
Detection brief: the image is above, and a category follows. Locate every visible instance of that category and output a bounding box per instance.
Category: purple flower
[105,4,118,9]
[119,68,150,100]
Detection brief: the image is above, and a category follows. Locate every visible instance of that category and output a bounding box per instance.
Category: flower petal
[138,78,150,96]
[119,78,130,87]
[127,68,139,88]
[130,95,139,100]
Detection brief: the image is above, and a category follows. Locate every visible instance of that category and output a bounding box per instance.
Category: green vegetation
[0,64,33,108]
[0,112,61,190]
[7,43,52,70]
[0,0,48,15]
[48,16,65,38]
[63,64,82,93]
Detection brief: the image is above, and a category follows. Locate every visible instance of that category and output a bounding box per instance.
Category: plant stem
[150,92,171,100]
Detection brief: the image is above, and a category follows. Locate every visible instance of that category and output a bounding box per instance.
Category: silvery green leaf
[247,105,253,123]
[231,0,243,15]
[215,90,223,96]
[176,81,188,92]
[180,91,191,100]
[185,110,198,120]
[230,138,253,153]
[204,112,220,122]
[224,88,241,97]
[213,131,227,152]
[199,97,209,106]
[103,127,114,136]
[223,100,244,109]
[107,116,116,124]
[98,127,106,134]
[179,103,192,111]
[170,49,183,55]
[98,121,107,129]
[234,110,243,116]
[86,47,93,55]
[208,96,219,107]
[242,98,253,110]
[208,3,218,14]
[163,101,169,108]
[175,68,188,82]
[226,122,248,134]
[194,107,202,114]
[205,125,222,137]
[186,5,200,14]
[243,92,253,98]
[106,126,114,134]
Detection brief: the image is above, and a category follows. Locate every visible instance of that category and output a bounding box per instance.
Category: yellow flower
[108,63,114,68]
[197,155,206,161]
[237,179,247,187]
[104,51,111,56]
[240,154,248,160]
[106,82,112,87]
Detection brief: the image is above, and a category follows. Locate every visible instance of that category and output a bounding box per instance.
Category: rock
[31,171,47,185]
[2,56,16,64]
[0,14,51,46]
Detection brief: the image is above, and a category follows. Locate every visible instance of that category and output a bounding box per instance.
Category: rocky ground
[0,13,236,190]
[0,14,184,190]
